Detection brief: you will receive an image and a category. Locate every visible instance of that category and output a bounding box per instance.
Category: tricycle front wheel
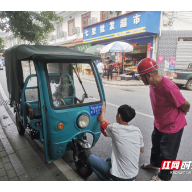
[73,144,93,178]
[16,113,25,135]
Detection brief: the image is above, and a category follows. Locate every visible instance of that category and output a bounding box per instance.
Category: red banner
[147,43,151,58]
[115,52,122,65]
[131,43,137,47]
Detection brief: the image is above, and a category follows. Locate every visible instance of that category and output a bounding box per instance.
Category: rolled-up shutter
[176,40,192,69]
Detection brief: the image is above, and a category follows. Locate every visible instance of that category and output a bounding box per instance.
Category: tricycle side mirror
[26,103,34,120]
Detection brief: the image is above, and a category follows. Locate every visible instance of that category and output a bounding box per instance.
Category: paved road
[0,68,192,181]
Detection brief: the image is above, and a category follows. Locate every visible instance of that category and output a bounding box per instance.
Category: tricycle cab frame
[5,45,105,169]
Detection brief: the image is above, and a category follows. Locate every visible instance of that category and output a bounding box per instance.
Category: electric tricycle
[4,45,105,177]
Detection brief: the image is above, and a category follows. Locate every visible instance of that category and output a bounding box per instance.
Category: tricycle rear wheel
[73,144,93,178]
[16,113,25,135]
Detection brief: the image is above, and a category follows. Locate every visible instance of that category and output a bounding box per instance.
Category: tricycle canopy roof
[4,44,100,61]
[4,44,100,103]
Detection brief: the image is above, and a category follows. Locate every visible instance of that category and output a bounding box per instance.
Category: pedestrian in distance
[97,60,104,78]
[106,57,113,81]
[87,102,144,181]
[138,58,190,181]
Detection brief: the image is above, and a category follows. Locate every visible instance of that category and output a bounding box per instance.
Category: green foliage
[109,11,122,16]
[0,37,5,53]
[0,11,63,45]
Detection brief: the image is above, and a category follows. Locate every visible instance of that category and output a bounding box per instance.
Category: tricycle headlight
[77,114,90,128]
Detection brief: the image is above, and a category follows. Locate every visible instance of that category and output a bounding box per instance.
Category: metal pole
[122,52,124,74]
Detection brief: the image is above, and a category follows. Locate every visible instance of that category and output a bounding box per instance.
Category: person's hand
[101,102,106,113]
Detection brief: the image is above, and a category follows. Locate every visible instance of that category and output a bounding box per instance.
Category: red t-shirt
[150,76,187,134]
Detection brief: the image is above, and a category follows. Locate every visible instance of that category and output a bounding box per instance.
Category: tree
[109,11,122,16]
[0,11,63,45]
[0,37,5,53]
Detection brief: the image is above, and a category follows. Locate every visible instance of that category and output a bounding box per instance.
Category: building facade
[80,11,161,76]
[2,11,192,73]
[157,11,192,73]
[48,11,129,49]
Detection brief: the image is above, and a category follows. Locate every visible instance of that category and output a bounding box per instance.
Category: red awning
[70,38,83,44]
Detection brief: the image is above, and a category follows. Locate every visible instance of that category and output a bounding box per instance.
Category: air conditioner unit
[88,17,98,25]
[53,35,57,40]
[163,20,169,26]
[103,12,109,20]
[60,31,67,38]
[91,17,97,24]
[72,27,80,35]
[49,35,54,41]
[88,18,92,25]
[112,12,117,17]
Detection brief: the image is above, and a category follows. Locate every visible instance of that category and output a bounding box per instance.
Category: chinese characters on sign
[100,24,105,33]
[120,18,127,28]
[133,14,141,24]
[76,43,92,52]
[92,27,96,35]
[110,21,115,30]
[84,14,142,37]
[85,30,89,37]
[89,104,102,117]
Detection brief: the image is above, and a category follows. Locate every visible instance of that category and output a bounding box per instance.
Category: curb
[0,107,30,181]
[77,77,145,86]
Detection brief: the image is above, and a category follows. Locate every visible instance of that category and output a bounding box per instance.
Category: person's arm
[169,87,190,115]
[99,102,106,123]
[98,102,111,137]
[179,100,190,115]
[140,147,144,153]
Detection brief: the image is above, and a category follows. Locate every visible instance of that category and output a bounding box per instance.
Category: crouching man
[87,102,144,181]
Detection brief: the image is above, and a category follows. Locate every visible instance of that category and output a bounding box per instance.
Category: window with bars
[81,12,91,29]
[100,11,133,21]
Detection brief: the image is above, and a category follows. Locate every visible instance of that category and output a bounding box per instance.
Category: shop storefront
[83,11,161,77]
[61,39,93,73]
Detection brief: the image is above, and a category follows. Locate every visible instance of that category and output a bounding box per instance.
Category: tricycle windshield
[46,62,101,109]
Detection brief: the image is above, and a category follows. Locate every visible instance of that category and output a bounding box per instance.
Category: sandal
[151,175,163,181]
[140,163,159,170]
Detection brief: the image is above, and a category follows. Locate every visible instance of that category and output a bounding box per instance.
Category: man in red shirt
[137,58,190,181]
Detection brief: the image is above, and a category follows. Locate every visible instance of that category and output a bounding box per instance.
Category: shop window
[68,19,75,37]
[81,12,91,29]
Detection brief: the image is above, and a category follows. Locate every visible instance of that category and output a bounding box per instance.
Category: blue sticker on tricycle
[89,104,102,117]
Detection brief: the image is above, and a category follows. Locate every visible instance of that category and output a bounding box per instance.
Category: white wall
[48,11,100,45]
[161,11,192,30]
[48,11,127,45]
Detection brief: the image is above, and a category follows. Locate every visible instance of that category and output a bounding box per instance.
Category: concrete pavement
[0,106,30,181]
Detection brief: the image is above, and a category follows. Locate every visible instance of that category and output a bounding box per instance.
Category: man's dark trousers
[107,68,113,80]
[150,126,184,181]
